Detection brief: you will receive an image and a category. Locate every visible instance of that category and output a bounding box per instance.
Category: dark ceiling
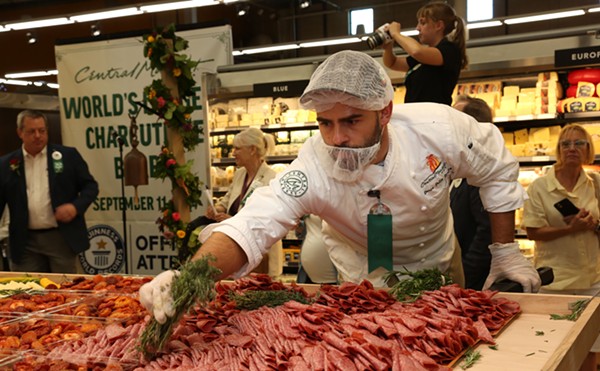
[2,0,600,95]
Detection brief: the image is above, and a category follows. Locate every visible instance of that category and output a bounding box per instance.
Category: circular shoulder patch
[280,170,308,197]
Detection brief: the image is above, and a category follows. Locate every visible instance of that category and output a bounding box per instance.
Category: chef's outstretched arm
[191,232,248,280]
[483,211,541,293]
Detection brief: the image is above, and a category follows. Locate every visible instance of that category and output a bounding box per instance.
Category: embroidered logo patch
[420,153,452,196]
[280,170,308,197]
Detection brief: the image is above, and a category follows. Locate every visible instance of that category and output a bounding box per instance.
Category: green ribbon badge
[52,151,63,174]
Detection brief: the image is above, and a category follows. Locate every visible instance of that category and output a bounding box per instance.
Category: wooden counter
[454,293,600,371]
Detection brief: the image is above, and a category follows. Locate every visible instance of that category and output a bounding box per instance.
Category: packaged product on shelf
[270,163,288,173]
[247,97,273,116]
[474,91,500,112]
[393,86,406,104]
[535,76,562,115]
[514,128,529,145]
[290,130,312,144]
[582,124,600,155]
[501,132,514,146]
[281,109,298,123]
[208,102,228,129]
[296,109,310,123]
[227,98,248,127]
[576,81,595,97]
[273,97,299,112]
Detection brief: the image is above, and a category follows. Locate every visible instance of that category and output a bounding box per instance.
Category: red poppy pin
[9,158,20,176]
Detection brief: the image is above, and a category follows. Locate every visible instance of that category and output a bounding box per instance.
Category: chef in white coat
[141,50,540,324]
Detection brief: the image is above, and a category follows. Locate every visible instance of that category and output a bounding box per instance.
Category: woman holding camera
[382,1,467,105]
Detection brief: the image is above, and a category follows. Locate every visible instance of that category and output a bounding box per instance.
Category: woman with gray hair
[204,127,282,276]
[208,127,276,220]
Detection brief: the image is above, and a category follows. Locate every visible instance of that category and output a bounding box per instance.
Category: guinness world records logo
[80,224,125,274]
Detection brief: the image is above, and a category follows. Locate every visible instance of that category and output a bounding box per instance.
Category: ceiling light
[91,23,101,37]
[7,17,73,30]
[467,20,503,30]
[5,70,57,79]
[299,0,311,9]
[141,0,217,13]
[504,9,584,25]
[589,7,600,13]
[299,37,361,48]
[26,32,37,44]
[401,30,419,37]
[236,4,249,16]
[0,79,32,87]
[240,44,300,55]
[70,7,142,22]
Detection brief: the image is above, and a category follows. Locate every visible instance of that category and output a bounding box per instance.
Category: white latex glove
[483,242,541,293]
[139,270,179,324]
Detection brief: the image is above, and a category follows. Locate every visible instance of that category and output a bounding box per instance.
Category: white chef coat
[200,103,525,284]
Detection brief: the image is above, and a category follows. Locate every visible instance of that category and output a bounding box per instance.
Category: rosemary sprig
[460,349,481,369]
[549,299,591,321]
[385,267,453,302]
[228,289,312,310]
[139,256,221,359]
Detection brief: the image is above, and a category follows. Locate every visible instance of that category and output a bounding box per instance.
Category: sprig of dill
[228,289,312,310]
[549,299,591,321]
[139,256,221,359]
[460,349,481,369]
[385,267,453,302]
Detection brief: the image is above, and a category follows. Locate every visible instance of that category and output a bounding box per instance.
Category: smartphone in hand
[553,198,580,217]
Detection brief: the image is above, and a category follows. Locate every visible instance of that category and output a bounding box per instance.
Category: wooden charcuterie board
[453,293,600,371]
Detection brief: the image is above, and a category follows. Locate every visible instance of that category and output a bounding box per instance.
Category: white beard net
[314,135,381,183]
[300,50,394,112]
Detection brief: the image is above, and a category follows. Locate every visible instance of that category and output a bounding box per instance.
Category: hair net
[300,50,394,112]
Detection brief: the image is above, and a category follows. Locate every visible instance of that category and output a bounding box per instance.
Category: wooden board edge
[542,297,600,371]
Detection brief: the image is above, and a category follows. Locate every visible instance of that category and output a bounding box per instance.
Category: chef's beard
[315,122,383,183]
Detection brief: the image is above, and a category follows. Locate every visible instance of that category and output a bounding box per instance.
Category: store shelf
[210,122,318,136]
[212,155,297,166]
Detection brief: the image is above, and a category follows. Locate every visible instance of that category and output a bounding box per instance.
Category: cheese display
[535,73,562,115]
[576,81,595,97]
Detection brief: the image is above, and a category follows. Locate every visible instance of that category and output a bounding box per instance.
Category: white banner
[55,25,232,275]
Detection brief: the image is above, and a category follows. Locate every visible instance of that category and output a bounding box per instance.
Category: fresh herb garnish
[488,345,498,350]
[139,256,221,359]
[535,330,544,336]
[550,299,590,321]
[385,267,452,302]
[460,349,481,369]
[228,290,312,310]
[525,352,535,357]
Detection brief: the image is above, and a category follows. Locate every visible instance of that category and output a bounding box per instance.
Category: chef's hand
[139,270,179,324]
[483,242,541,293]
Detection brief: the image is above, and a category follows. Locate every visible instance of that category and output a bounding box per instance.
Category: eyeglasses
[559,139,588,149]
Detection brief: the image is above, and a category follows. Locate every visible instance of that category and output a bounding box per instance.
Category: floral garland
[143,24,198,96]
[142,25,205,255]
[142,23,202,151]
[143,80,202,151]
[154,147,202,208]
